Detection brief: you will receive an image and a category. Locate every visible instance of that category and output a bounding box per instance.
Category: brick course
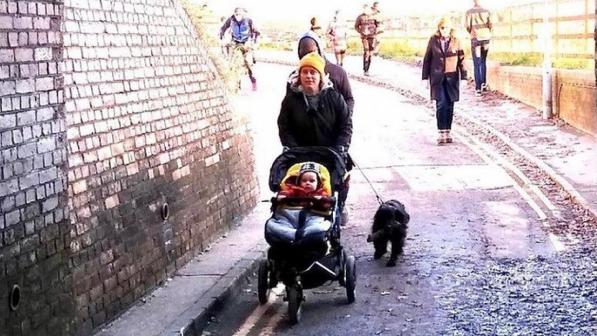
[1,0,258,335]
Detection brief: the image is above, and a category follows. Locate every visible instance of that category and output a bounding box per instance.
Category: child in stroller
[265,161,334,256]
[258,147,356,324]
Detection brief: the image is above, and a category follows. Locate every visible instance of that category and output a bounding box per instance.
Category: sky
[194,0,536,24]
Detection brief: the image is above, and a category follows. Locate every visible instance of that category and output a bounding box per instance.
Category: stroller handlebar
[271,196,336,203]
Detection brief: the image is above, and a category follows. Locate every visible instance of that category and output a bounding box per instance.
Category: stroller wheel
[257,259,271,304]
[345,255,356,304]
[287,286,302,324]
[338,249,347,286]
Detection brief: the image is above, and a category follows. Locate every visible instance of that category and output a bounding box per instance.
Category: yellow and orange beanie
[299,51,326,76]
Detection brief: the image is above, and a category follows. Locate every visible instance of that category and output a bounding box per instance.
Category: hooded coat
[422,33,467,102]
[278,73,352,150]
[288,31,355,114]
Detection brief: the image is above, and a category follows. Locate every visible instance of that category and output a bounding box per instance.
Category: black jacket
[422,34,466,102]
[278,81,352,149]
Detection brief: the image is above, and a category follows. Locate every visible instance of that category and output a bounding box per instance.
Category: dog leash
[350,158,384,205]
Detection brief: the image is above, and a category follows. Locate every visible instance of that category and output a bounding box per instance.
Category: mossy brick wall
[0,1,73,336]
[1,0,259,335]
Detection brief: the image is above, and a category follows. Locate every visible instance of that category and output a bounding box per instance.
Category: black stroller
[258,147,356,324]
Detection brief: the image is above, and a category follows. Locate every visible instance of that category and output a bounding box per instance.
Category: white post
[542,0,553,119]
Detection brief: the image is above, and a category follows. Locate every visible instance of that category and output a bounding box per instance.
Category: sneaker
[251,81,257,91]
[475,89,482,97]
[481,83,489,92]
[364,71,369,76]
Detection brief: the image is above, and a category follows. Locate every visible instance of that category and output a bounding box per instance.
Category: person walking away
[327,10,348,67]
[370,2,384,56]
[465,0,492,96]
[354,3,378,76]
[219,7,260,91]
[422,18,467,145]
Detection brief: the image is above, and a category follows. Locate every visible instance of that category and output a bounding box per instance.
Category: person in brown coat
[354,3,378,76]
[422,17,467,145]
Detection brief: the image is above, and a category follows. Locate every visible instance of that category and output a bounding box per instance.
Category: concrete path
[94,52,596,336]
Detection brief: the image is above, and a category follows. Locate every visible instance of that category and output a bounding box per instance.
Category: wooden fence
[378,0,595,62]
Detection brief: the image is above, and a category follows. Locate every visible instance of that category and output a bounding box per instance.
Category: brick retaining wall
[1,0,259,335]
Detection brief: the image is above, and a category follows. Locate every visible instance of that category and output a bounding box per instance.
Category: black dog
[367,199,410,267]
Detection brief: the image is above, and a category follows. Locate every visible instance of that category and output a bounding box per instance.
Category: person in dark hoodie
[279,52,353,225]
[289,31,354,115]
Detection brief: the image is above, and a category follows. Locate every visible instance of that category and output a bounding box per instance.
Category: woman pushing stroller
[259,52,356,324]
[277,51,353,221]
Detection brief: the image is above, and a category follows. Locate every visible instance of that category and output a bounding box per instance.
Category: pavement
[94,52,597,336]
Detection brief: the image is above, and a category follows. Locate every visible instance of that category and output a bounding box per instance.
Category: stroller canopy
[269,147,347,193]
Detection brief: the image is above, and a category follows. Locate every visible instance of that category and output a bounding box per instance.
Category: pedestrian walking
[354,3,379,76]
[465,0,492,96]
[278,51,352,166]
[422,18,467,145]
[280,50,353,223]
[219,7,260,91]
[327,10,348,67]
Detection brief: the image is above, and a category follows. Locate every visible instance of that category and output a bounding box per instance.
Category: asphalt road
[202,62,596,336]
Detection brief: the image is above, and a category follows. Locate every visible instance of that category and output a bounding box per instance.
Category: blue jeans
[471,39,489,90]
[435,81,454,130]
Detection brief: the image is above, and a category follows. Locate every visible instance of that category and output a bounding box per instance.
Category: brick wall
[61,0,258,334]
[0,1,73,336]
[554,69,597,135]
[1,0,259,335]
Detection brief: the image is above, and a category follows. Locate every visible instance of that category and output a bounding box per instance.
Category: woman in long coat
[422,17,467,145]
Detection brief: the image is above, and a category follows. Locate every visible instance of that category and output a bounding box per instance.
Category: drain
[161,203,170,220]
[9,284,20,311]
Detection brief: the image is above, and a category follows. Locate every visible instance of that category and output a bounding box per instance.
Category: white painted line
[512,183,549,222]
[232,285,284,336]
[454,131,547,224]
[454,130,564,252]
[457,126,558,213]
[456,108,597,221]
[260,308,285,336]
[548,233,566,252]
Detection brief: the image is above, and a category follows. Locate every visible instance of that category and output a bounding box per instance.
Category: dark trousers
[471,39,489,90]
[435,80,454,130]
[361,37,375,71]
